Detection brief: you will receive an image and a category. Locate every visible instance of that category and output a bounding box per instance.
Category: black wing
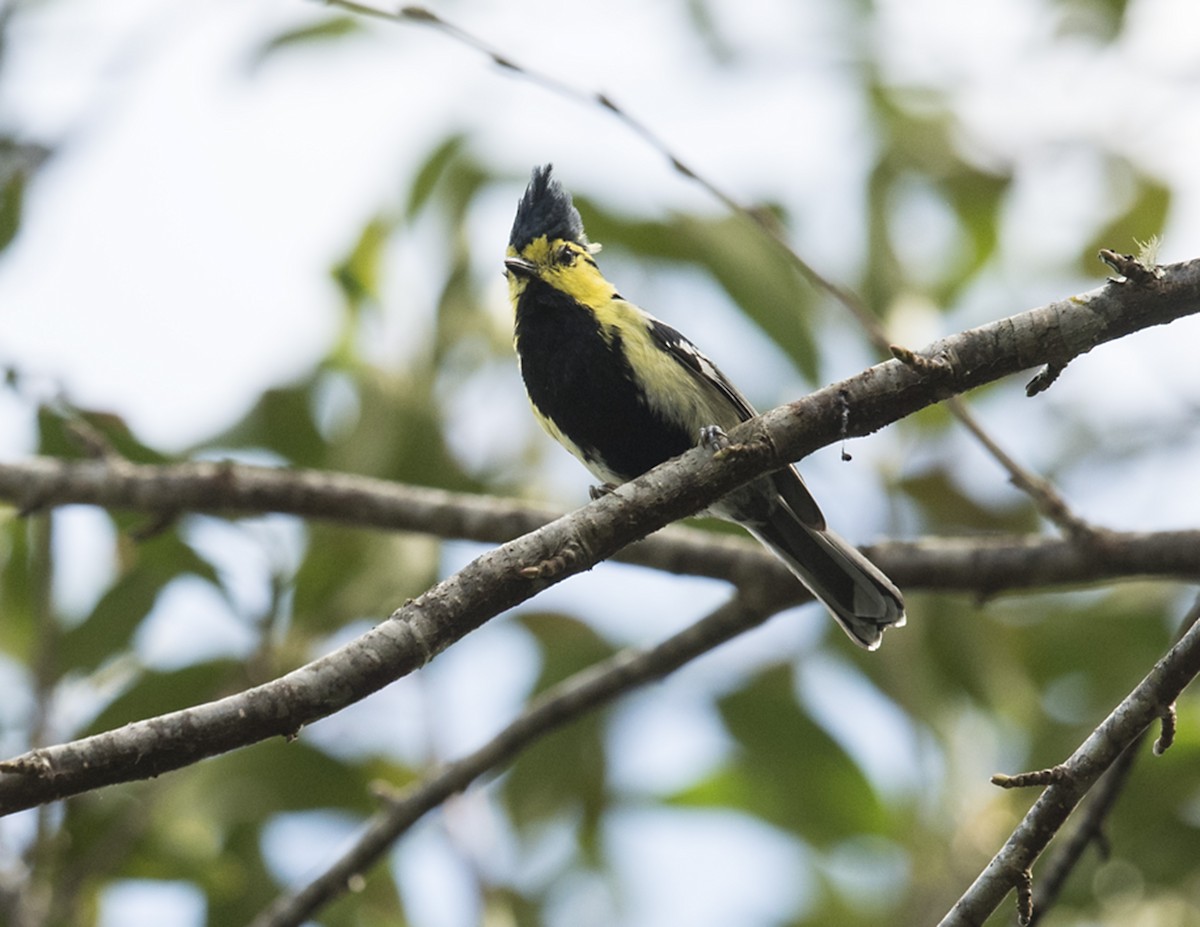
[647,318,826,529]
[647,319,758,423]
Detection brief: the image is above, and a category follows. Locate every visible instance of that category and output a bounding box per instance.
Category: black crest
[509,164,586,250]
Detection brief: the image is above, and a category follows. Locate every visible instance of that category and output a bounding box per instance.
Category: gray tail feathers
[746,514,905,651]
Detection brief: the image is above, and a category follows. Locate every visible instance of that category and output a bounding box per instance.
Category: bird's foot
[518,539,586,581]
[699,424,730,452]
[700,424,744,460]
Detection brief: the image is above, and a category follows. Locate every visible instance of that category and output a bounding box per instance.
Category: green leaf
[250,16,362,64]
[939,169,1010,301]
[332,216,390,316]
[502,614,616,856]
[1053,0,1131,42]
[36,406,168,464]
[1081,166,1170,274]
[0,168,24,253]
[323,870,411,927]
[679,214,819,382]
[901,593,1007,709]
[291,523,438,634]
[405,135,468,220]
[0,513,35,658]
[672,664,886,845]
[201,381,327,468]
[520,611,617,693]
[59,531,222,677]
[897,466,1040,534]
[205,822,280,925]
[431,155,490,225]
[193,737,381,820]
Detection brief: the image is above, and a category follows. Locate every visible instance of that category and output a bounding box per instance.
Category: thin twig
[992,764,1070,789]
[1154,702,1177,755]
[938,613,1200,926]
[1028,594,1200,922]
[1027,735,1143,925]
[945,396,1096,540]
[329,1,1122,582]
[325,2,893,351]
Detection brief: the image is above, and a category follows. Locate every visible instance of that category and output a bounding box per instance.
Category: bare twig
[945,396,1096,540]
[938,614,1200,927]
[1099,248,1164,285]
[1027,736,1142,925]
[1015,868,1034,926]
[889,344,956,379]
[992,764,1070,789]
[1154,702,1177,755]
[1027,596,1200,923]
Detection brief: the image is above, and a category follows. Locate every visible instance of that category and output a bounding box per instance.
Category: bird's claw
[699,425,730,453]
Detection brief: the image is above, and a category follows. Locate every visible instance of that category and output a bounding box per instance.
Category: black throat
[514,280,694,480]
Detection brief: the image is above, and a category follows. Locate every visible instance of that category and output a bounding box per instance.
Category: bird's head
[505,165,613,306]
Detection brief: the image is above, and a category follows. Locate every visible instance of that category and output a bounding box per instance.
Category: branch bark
[1026,736,1142,925]
[0,259,1197,816]
[1,457,1197,594]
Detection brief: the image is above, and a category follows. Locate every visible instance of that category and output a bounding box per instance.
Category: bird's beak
[504,256,537,278]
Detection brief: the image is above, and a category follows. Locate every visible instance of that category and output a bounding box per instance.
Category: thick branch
[0,456,562,541]
[870,532,1200,594]
[761,258,1200,462]
[1,459,1197,595]
[0,261,1197,814]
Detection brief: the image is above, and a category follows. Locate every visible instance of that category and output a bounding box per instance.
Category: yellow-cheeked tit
[504,165,905,650]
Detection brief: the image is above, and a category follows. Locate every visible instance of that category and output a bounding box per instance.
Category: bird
[503,165,905,650]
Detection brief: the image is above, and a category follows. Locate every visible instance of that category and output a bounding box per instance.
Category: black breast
[514,281,694,481]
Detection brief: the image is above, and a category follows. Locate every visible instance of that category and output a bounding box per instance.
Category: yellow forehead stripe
[520,236,553,264]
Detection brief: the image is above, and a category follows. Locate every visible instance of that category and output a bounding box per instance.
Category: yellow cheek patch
[507,271,528,310]
[511,237,618,312]
[548,262,618,309]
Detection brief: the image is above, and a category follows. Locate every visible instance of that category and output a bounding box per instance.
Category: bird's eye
[555,245,576,266]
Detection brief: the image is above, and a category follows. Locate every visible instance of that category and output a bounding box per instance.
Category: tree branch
[248,589,785,927]
[1,458,1197,595]
[1026,735,1142,925]
[870,531,1200,594]
[942,395,1096,540]
[938,607,1200,926]
[334,2,1189,547]
[0,261,1197,814]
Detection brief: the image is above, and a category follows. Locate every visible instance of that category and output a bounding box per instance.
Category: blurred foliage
[0,1,1195,927]
[503,613,616,861]
[674,665,888,843]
